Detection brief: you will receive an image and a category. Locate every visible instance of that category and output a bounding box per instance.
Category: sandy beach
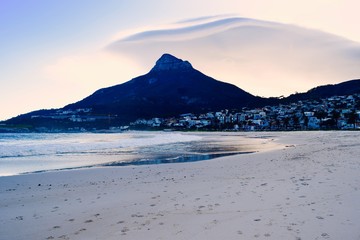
[1,131,360,240]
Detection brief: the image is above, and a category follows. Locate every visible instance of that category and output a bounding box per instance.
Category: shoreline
[1,131,360,239]
[0,131,271,177]
[13,151,256,177]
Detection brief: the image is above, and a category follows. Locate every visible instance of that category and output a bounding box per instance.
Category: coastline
[1,131,360,239]
[0,131,269,177]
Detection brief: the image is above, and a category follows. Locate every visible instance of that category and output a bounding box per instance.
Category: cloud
[107,16,360,97]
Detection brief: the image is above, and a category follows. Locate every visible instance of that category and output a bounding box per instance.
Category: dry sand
[1,131,360,240]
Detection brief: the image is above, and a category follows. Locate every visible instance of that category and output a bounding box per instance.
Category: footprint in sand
[321,233,330,238]
[121,226,130,235]
[58,235,69,240]
[74,228,86,235]
[51,206,59,212]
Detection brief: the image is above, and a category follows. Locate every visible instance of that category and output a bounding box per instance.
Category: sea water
[0,132,254,177]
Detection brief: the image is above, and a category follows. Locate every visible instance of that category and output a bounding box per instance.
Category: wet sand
[1,131,360,240]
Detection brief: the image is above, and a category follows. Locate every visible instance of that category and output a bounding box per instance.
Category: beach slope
[1,131,360,240]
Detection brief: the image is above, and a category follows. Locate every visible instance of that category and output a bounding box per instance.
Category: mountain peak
[151,53,193,72]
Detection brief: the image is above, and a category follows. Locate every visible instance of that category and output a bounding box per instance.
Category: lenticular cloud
[107,16,360,97]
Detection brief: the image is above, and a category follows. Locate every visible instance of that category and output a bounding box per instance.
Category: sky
[1,0,360,120]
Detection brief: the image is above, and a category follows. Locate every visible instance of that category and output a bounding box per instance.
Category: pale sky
[1,0,360,120]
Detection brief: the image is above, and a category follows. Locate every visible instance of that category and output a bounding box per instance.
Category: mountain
[64,54,260,121]
[5,54,261,130]
[3,53,360,131]
[284,79,360,103]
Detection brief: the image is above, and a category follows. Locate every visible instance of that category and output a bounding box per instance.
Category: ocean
[0,131,256,177]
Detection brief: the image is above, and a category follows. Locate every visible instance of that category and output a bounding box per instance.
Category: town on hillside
[131,93,360,131]
[1,93,360,132]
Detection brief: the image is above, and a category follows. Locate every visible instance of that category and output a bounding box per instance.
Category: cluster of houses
[30,108,102,122]
[131,94,360,131]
